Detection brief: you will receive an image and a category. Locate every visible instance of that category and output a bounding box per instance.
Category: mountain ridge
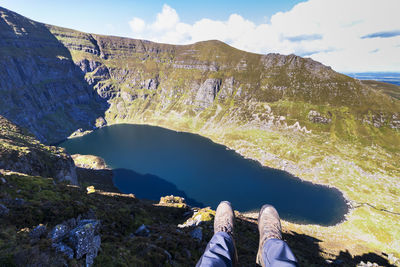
[0,6,399,265]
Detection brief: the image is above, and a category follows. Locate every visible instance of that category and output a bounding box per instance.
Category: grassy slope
[0,116,76,182]
[47,28,400,260]
[0,170,395,266]
[361,80,400,100]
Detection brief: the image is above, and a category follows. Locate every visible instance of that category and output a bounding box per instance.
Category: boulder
[95,117,107,128]
[48,223,69,242]
[308,110,332,124]
[86,186,95,194]
[86,235,101,266]
[178,207,215,228]
[49,218,101,265]
[159,195,187,208]
[68,220,101,259]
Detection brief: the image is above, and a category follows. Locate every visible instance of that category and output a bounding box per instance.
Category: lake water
[60,124,348,225]
[345,72,400,86]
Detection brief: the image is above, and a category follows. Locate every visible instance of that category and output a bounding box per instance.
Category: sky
[1,0,400,72]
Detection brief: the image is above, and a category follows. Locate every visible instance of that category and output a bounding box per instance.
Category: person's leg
[196,201,237,267]
[196,231,236,267]
[256,204,298,267]
[262,238,298,267]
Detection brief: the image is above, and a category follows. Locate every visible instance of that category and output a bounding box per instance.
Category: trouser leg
[262,238,298,267]
[196,231,237,267]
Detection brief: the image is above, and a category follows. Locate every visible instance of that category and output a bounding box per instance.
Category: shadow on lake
[60,124,349,226]
[113,168,204,208]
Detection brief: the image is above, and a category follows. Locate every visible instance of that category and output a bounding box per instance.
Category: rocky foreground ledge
[0,170,397,266]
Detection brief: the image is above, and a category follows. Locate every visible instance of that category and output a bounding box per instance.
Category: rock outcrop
[195,79,222,108]
[0,116,77,184]
[0,7,107,144]
[159,195,187,208]
[48,218,101,266]
[308,110,332,124]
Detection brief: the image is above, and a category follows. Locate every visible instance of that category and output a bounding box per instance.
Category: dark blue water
[346,72,400,86]
[60,124,348,225]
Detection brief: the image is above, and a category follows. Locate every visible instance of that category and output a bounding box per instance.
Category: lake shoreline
[60,123,350,226]
[107,121,352,216]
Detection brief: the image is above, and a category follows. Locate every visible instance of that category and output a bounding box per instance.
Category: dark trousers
[196,232,298,267]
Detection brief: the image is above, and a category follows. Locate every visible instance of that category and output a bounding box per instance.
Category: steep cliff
[0,6,400,260]
[0,7,107,144]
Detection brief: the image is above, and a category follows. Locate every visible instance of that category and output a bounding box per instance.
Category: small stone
[0,177,6,184]
[135,224,150,237]
[30,224,47,239]
[0,204,9,216]
[190,227,202,241]
[86,186,95,194]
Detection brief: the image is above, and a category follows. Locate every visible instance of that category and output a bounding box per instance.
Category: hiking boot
[214,201,235,236]
[214,201,238,265]
[256,204,282,266]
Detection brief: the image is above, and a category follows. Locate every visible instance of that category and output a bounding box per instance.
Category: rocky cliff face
[0,116,77,184]
[0,7,108,144]
[1,6,398,146]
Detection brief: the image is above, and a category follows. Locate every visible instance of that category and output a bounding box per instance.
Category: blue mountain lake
[60,124,348,225]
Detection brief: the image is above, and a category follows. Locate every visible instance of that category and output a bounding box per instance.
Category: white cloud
[128,1,400,72]
[129,17,145,33]
[152,4,179,31]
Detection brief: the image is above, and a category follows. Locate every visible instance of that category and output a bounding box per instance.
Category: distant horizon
[1,0,399,73]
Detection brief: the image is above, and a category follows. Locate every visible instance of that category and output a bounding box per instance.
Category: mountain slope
[361,80,400,100]
[0,6,399,261]
[0,7,107,143]
[0,115,77,184]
